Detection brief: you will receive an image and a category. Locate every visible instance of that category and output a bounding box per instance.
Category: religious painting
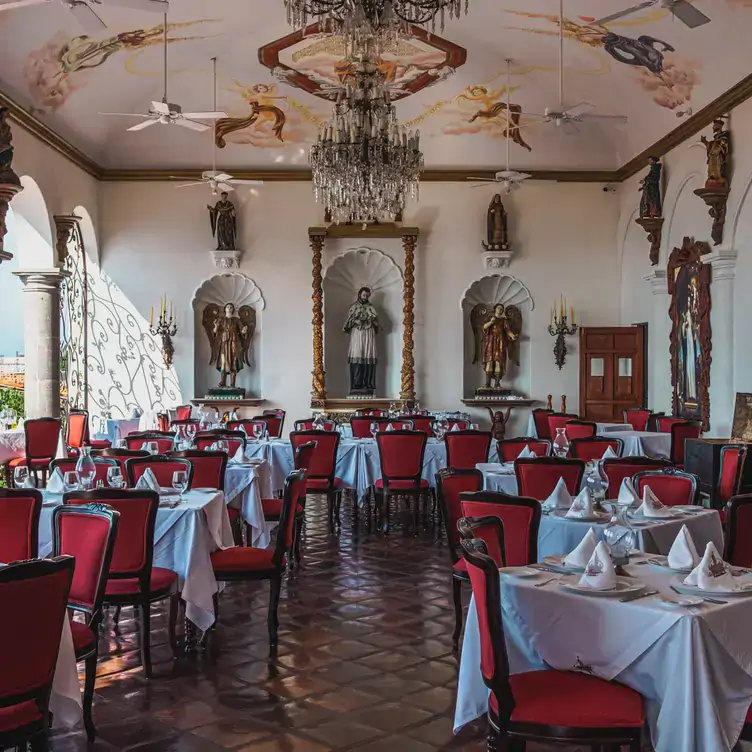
[258,22,466,102]
[668,237,711,430]
[731,394,752,442]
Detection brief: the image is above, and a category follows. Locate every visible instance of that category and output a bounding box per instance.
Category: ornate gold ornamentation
[400,234,417,402]
[310,232,327,404]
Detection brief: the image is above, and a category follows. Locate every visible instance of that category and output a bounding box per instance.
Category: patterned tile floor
[50,495,739,752]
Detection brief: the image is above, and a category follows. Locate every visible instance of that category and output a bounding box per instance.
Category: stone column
[641,268,672,414]
[13,269,69,418]
[704,248,737,436]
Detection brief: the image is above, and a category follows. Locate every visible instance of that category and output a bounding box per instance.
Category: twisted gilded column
[400,233,417,403]
[310,231,327,406]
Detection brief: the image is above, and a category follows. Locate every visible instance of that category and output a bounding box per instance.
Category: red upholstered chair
[227,419,269,438]
[50,456,120,487]
[564,419,597,440]
[668,420,702,467]
[602,457,672,498]
[8,417,61,487]
[401,415,434,435]
[156,413,170,432]
[624,408,652,432]
[460,538,644,751]
[0,556,75,752]
[100,448,149,481]
[0,488,42,561]
[655,416,687,433]
[124,431,175,454]
[717,445,748,523]
[547,412,578,439]
[354,408,387,417]
[294,418,336,432]
[52,503,119,742]
[457,514,506,567]
[447,419,471,431]
[210,469,306,650]
[124,456,194,489]
[257,412,284,438]
[351,416,390,438]
[436,469,483,649]
[723,494,752,569]
[445,430,492,470]
[515,457,585,500]
[531,408,554,440]
[170,418,200,431]
[175,405,192,421]
[569,437,624,463]
[460,491,541,566]
[646,412,666,432]
[195,430,247,456]
[169,450,226,490]
[497,437,551,462]
[633,468,698,506]
[64,489,179,677]
[66,410,88,456]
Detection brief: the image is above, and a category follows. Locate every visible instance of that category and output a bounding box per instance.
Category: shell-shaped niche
[461,274,534,311]
[193,272,266,310]
[325,247,403,293]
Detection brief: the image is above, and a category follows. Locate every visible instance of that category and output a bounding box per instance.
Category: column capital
[702,247,737,281]
[641,268,668,295]
[13,268,70,292]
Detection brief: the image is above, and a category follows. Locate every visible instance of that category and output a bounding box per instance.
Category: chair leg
[139,600,152,678]
[327,490,335,532]
[112,605,121,633]
[452,577,464,650]
[335,490,342,528]
[29,730,48,752]
[268,575,282,648]
[82,653,97,743]
[167,593,179,657]
[294,515,303,565]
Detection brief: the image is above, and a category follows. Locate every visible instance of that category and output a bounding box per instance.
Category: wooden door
[579,327,645,422]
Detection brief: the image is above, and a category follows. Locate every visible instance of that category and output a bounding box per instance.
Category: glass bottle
[553,427,570,457]
[603,502,636,565]
[75,446,96,490]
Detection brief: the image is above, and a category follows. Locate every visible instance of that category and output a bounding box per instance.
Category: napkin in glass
[578,541,617,591]
[601,446,619,460]
[565,488,598,519]
[564,527,598,569]
[617,477,640,506]
[135,468,161,493]
[46,468,65,494]
[667,524,700,571]
[541,477,573,511]
[517,445,537,459]
[684,541,737,591]
[636,486,673,518]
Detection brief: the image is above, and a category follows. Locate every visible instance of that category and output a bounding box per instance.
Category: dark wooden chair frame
[632,468,700,506]
[668,420,703,466]
[194,429,248,452]
[169,450,228,491]
[497,437,552,462]
[718,444,749,511]
[293,418,337,432]
[291,431,341,532]
[123,431,177,452]
[9,416,61,487]
[444,430,493,470]
[601,457,672,497]
[457,515,507,566]
[623,407,653,431]
[514,457,586,500]
[569,436,625,461]
[563,419,598,438]
[123,456,195,490]
[723,493,752,567]
[531,408,554,440]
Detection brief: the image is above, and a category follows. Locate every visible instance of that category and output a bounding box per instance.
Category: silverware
[533,565,570,574]
[619,589,658,603]
[670,585,727,605]
[534,577,558,588]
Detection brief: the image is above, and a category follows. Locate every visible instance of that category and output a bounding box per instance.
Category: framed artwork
[731,393,752,442]
[668,237,712,431]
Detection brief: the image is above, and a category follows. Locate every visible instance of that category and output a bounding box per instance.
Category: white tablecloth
[225,460,274,547]
[50,618,83,729]
[455,562,752,752]
[98,418,140,445]
[599,430,672,458]
[38,490,234,631]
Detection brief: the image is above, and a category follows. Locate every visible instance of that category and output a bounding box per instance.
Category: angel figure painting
[471,303,522,393]
[202,303,255,392]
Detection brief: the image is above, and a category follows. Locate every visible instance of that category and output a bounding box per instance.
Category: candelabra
[150,297,178,369]
[547,297,577,370]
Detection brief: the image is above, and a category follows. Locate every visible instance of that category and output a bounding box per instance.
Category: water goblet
[63,471,78,493]
[216,439,229,455]
[253,423,264,441]
[172,470,189,499]
[13,465,30,489]
[185,423,197,447]
[370,422,379,440]
[107,466,124,489]
[148,441,159,455]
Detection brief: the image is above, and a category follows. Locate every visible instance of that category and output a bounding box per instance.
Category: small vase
[553,427,570,457]
[75,445,96,490]
[603,502,636,565]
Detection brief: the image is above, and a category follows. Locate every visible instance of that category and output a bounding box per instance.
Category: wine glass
[148,441,159,456]
[63,471,78,492]
[107,466,124,489]
[216,439,229,455]
[370,422,379,440]
[185,423,197,447]
[172,470,189,499]
[253,423,264,441]
[13,466,29,488]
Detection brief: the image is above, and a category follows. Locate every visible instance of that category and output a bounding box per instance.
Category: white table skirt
[38,490,234,631]
[50,618,83,729]
[600,430,672,458]
[455,563,752,752]
[225,461,274,547]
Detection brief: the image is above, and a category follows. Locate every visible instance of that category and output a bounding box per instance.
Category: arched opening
[12,176,54,267]
[72,205,99,265]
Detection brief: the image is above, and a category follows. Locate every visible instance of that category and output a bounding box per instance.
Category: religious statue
[482,194,509,251]
[679,277,700,404]
[207,192,237,251]
[639,156,663,218]
[701,117,731,188]
[0,108,20,186]
[470,303,522,392]
[343,286,379,396]
[202,302,255,391]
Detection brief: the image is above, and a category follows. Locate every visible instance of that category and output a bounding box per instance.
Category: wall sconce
[150,296,178,369]
[547,296,578,370]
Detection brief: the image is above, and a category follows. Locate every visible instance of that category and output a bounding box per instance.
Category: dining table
[455,557,752,752]
[526,417,634,438]
[601,430,672,458]
[224,459,274,547]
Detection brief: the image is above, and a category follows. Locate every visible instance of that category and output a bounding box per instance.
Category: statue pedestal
[207,387,246,398]
[693,186,730,246]
[634,216,664,266]
[482,248,513,269]
[210,250,243,269]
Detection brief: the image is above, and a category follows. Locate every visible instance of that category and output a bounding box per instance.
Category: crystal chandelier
[310,56,423,224]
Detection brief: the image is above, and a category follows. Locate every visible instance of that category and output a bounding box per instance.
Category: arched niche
[72,205,99,265]
[192,273,265,398]
[460,274,534,398]
[323,247,403,398]
[9,176,54,267]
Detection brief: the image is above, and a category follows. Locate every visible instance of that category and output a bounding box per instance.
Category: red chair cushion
[0,700,42,733]
[70,620,96,657]
[89,440,112,450]
[719,509,727,525]
[489,670,644,728]
[307,477,344,490]
[8,457,50,469]
[375,478,429,490]
[104,567,177,597]
[262,498,303,518]
[211,546,276,573]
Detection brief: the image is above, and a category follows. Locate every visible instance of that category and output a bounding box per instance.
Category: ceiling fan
[172,59,263,195]
[525,0,628,134]
[0,0,168,34]
[593,0,710,29]
[467,59,531,194]
[99,14,226,132]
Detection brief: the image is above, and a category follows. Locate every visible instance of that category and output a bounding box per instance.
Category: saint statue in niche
[202,302,255,391]
[208,192,237,250]
[343,286,379,396]
[701,117,731,188]
[678,277,700,405]
[639,156,663,218]
[470,303,522,392]
[482,194,509,251]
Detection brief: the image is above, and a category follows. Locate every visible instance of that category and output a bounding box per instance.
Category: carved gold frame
[308,223,419,409]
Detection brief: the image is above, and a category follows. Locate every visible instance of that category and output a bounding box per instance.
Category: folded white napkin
[230,446,245,464]
[385,424,394,432]
[602,446,619,460]
[636,486,673,518]
[667,524,701,571]
[578,541,617,591]
[617,477,641,507]
[46,468,64,494]
[450,424,460,432]
[517,445,537,459]
[564,528,598,569]
[135,468,160,493]
[542,477,573,511]
[684,541,736,591]
[565,488,597,519]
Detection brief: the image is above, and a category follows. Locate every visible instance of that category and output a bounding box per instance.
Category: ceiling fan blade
[465,177,498,182]
[96,0,168,10]
[69,1,107,33]
[564,102,595,119]
[227,179,265,185]
[670,0,711,27]
[212,173,233,182]
[579,113,629,124]
[201,170,220,179]
[182,111,228,120]
[497,170,531,181]
[0,0,47,9]
[127,118,158,131]
[99,112,150,117]
[470,183,493,189]
[173,182,205,188]
[151,100,171,116]
[592,0,656,25]
[216,183,235,192]
[176,118,210,132]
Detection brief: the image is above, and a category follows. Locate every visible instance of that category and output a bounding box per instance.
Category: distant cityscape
[0,354,24,390]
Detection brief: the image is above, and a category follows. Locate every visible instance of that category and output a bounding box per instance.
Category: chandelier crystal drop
[310,56,424,224]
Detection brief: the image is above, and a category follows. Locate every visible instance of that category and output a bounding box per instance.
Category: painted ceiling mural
[0,0,747,170]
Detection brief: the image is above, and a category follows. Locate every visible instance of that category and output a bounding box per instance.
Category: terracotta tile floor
[50,496,686,751]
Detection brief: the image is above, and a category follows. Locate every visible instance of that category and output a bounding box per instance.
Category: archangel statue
[207,192,237,250]
[202,302,255,389]
[470,303,522,391]
[343,286,379,396]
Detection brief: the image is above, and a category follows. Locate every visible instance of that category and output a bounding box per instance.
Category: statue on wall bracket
[0,106,22,264]
[635,156,665,265]
[482,194,513,269]
[343,286,380,397]
[694,116,732,246]
[202,302,255,396]
[470,303,522,396]
[208,192,237,251]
